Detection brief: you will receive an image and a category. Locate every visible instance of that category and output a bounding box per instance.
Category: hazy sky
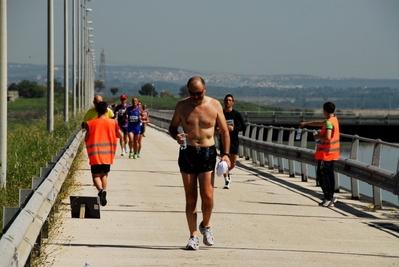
[6,0,399,79]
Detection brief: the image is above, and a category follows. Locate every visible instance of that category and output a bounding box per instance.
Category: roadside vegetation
[0,113,83,235]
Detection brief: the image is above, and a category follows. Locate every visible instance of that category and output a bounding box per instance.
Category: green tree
[139,83,157,97]
[14,79,45,98]
[110,87,119,96]
[95,80,105,92]
[179,85,189,98]
[8,82,18,92]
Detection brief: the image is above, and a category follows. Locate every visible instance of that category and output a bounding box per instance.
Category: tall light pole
[47,0,54,133]
[0,0,7,187]
[84,20,92,109]
[77,0,81,111]
[64,0,69,122]
[151,84,155,109]
[72,0,76,117]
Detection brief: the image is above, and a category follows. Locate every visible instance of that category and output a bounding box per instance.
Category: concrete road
[45,126,399,267]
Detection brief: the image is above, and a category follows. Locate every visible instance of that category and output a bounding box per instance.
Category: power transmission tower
[99,48,106,89]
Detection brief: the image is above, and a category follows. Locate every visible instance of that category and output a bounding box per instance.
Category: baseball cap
[216,161,228,177]
[120,94,127,100]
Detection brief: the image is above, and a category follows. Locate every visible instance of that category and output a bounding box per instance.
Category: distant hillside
[7,63,399,110]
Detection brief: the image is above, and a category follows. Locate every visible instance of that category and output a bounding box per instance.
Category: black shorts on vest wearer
[91,164,111,175]
[178,145,217,174]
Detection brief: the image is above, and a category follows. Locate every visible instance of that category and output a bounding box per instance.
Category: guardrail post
[251,125,258,164]
[300,129,309,182]
[277,127,284,173]
[19,189,33,207]
[258,127,266,167]
[32,177,45,190]
[371,139,382,208]
[288,128,295,177]
[267,127,274,169]
[244,125,251,160]
[349,136,360,199]
[2,207,19,232]
[238,131,244,158]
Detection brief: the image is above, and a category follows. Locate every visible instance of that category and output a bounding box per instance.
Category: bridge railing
[241,111,399,125]
[0,130,83,267]
[150,110,399,207]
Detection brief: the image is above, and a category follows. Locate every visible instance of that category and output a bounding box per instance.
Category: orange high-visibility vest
[86,118,118,165]
[314,116,340,161]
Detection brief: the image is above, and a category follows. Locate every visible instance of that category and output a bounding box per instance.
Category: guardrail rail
[0,130,83,267]
[150,110,399,207]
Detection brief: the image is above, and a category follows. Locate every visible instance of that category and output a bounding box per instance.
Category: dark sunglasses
[189,88,205,97]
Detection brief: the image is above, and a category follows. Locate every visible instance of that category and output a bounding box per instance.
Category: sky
[6,0,399,79]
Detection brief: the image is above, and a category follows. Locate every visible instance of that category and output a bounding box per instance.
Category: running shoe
[98,190,107,206]
[133,153,138,159]
[185,236,199,250]
[321,199,333,207]
[199,221,214,246]
[129,152,133,159]
[332,196,338,204]
[223,173,231,189]
[137,153,140,158]
[319,196,337,207]
[121,150,125,156]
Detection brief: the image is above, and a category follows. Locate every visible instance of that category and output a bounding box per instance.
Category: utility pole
[99,48,106,93]
[47,0,54,133]
[0,0,7,187]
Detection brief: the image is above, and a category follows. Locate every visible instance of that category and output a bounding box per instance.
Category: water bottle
[180,130,187,150]
[295,128,302,140]
[313,130,319,145]
[84,262,90,267]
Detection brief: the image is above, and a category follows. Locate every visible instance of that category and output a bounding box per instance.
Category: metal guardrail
[238,124,399,202]
[0,129,83,267]
[150,110,399,207]
[241,111,399,125]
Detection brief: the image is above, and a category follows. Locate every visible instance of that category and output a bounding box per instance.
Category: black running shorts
[178,145,217,174]
[220,139,239,155]
[91,164,111,175]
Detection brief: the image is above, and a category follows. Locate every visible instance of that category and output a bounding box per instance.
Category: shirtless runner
[169,76,231,250]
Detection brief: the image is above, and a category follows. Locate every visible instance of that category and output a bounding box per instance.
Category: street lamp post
[64,0,69,122]
[151,84,155,109]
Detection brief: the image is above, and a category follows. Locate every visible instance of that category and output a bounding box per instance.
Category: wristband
[222,153,231,158]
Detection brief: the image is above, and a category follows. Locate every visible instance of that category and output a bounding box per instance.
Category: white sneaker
[185,236,199,250]
[199,221,214,246]
[121,150,125,156]
[321,199,333,207]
